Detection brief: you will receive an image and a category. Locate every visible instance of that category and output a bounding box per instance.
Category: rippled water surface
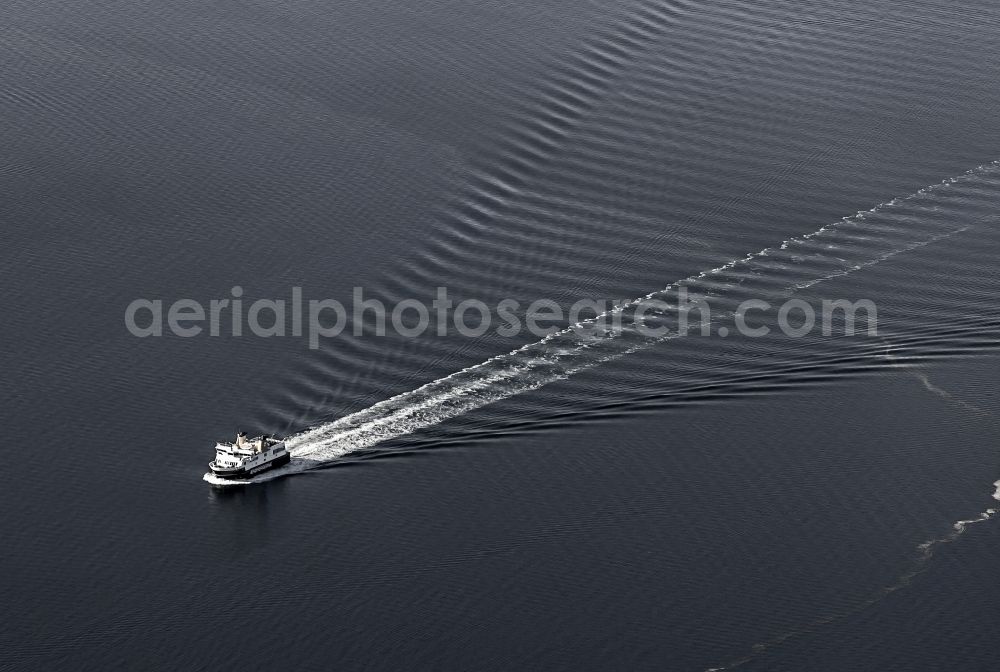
[3,0,1000,669]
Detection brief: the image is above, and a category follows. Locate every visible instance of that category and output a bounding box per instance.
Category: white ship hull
[209,451,290,479]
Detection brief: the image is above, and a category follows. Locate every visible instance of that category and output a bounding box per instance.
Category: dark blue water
[3,0,1000,669]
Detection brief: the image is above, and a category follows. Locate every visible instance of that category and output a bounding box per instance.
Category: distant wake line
[705,356,1000,671]
[705,500,999,672]
[204,160,1000,485]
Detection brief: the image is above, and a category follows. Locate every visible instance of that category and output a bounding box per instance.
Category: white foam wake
[205,160,1000,486]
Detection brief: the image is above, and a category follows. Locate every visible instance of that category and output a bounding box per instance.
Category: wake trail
[204,159,1000,486]
[705,496,999,672]
[880,336,993,416]
[704,335,1000,671]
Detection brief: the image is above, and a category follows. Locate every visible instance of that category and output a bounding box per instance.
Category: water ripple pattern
[205,160,1000,485]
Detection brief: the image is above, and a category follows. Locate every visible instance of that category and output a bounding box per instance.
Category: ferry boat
[209,432,290,479]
